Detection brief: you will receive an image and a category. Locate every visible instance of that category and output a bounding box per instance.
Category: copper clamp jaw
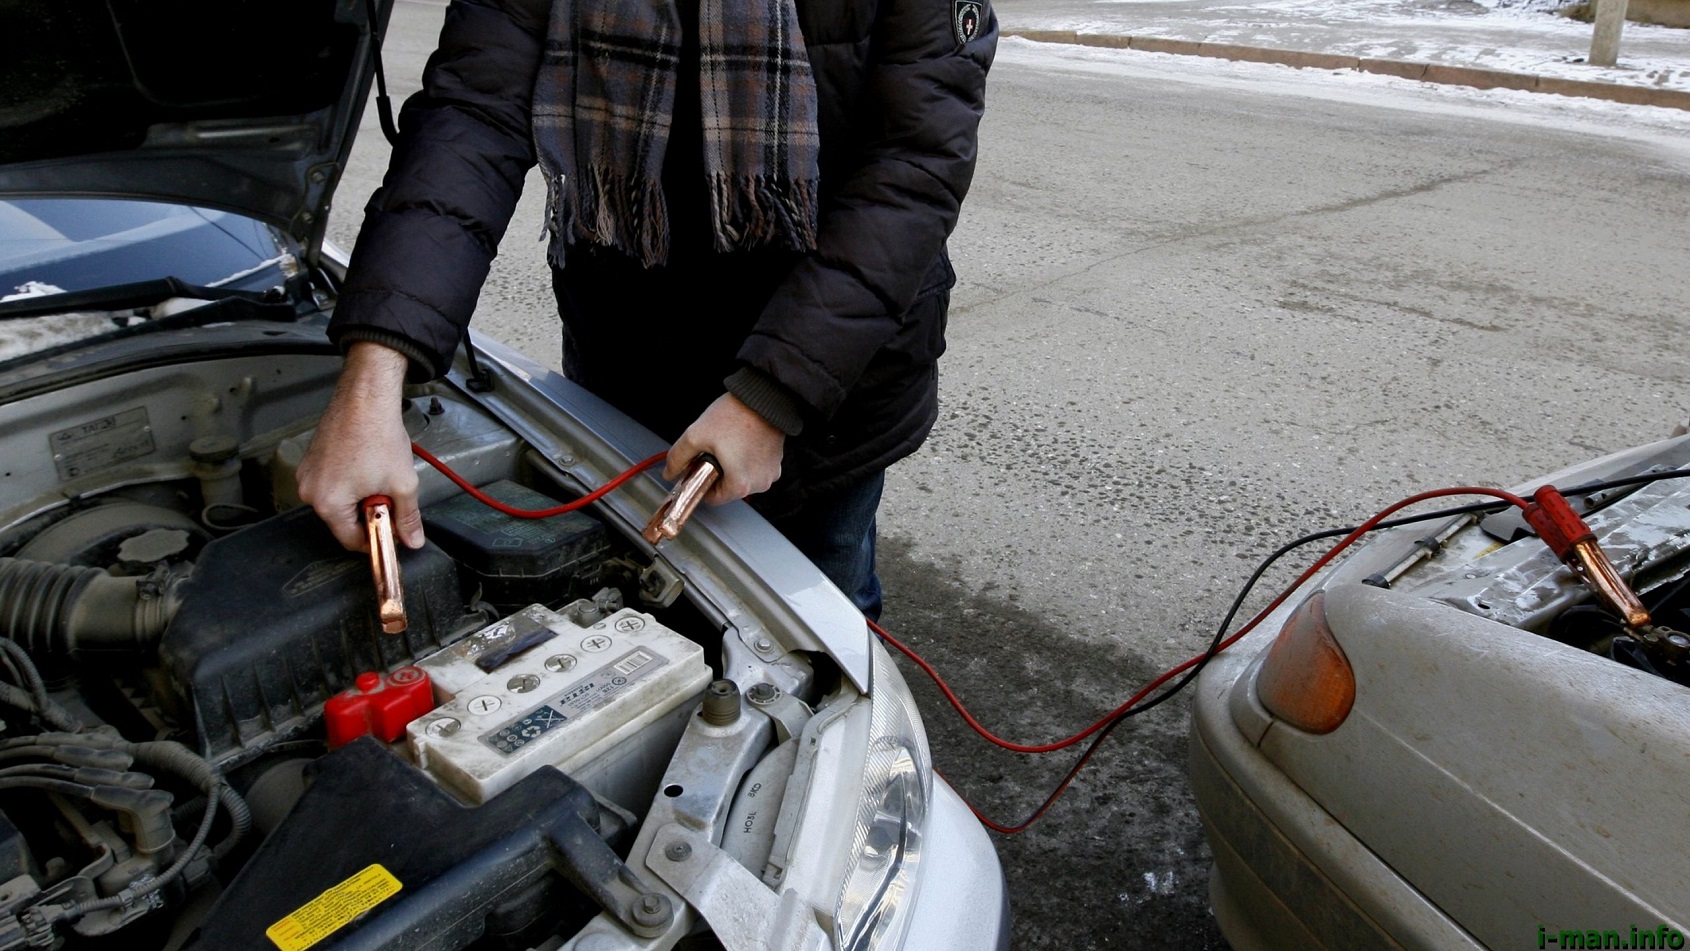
[1523,485,1650,630]
[362,495,408,634]
[642,455,721,546]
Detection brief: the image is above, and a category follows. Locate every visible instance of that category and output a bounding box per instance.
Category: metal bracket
[562,693,773,950]
[645,824,828,951]
[744,684,812,745]
[638,561,685,608]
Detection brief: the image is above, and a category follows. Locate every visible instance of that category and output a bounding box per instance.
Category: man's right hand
[297,341,426,553]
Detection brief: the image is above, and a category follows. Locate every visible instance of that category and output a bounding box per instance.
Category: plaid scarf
[533,0,821,268]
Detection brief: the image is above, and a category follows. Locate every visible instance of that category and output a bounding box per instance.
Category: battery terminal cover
[408,604,711,803]
[324,667,436,748]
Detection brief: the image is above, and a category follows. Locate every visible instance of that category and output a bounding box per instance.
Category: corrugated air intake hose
[0,557,180,656]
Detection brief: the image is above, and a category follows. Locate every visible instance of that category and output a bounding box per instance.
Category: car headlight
[832,644,931,951]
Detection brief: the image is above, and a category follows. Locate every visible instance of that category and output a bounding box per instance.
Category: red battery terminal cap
[325,666,436,748]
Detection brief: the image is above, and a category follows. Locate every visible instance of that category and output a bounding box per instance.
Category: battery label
[266,863,402,951]
[480,648,668,758]
[484,704,570,756]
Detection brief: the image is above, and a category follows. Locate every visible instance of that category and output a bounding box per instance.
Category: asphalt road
[330,5,1690,946]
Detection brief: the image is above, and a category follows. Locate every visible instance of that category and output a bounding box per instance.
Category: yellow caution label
[266,863,402,951]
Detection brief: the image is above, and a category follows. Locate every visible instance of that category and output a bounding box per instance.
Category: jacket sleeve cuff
[330,326,441,385]
[724,366,807,436]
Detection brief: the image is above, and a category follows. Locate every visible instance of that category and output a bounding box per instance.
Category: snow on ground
[0,314,117,362]
[998,35,1690,162]
[1479,0,1583,15]
[1003,0,1690,91]
[0,283,117,363]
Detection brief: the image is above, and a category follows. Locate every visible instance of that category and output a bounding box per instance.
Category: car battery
[408,604,710,804]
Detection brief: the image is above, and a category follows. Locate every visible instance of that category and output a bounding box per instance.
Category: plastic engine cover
[189,739,626,951]
[159,506,468,765]
[422,481,610,607]
[409,604,711,804]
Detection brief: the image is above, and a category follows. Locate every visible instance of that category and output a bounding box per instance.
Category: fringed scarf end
[570,165,672,269]
[708,173,820,255]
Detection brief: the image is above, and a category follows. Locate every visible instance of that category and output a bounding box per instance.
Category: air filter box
[422,481,610,607]
[158,506,468,765]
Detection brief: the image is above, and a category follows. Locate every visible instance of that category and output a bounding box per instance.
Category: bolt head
[630,892,672,928]
[664,841,692,862]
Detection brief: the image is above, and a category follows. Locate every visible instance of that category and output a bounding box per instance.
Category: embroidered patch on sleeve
[953,0,983,45]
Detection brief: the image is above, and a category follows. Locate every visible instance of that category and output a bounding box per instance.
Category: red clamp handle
[1521,485,1592,561]
[1523,485,1649,629]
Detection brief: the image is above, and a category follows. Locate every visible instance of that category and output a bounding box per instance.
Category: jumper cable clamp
[1522,485,1649,629]
[362,495,408,633]
[642,455,720,545]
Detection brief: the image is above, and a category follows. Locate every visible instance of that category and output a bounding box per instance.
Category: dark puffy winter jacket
[328,0,996,512]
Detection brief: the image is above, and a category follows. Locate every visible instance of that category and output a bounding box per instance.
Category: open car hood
[0,0,392,266]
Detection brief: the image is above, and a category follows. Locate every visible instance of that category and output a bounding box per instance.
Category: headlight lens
[832,645,931,951]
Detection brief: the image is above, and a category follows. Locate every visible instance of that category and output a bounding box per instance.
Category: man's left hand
[666,393,785,505]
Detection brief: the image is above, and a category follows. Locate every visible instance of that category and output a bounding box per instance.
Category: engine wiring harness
[0,635,252,944]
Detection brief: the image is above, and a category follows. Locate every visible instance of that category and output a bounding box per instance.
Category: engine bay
[1383,459,1690,687]
[0,348,832,950]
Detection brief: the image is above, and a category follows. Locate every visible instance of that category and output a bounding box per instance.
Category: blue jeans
[762,471,885,621]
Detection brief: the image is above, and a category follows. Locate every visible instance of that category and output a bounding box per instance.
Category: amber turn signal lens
[1256,591,1356,734]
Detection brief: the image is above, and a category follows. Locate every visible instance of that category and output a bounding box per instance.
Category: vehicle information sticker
[50,407,155,481]
[480,648,669,758]
[265,863,402,951]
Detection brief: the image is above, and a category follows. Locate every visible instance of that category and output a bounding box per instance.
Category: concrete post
[1589,0,1630,67]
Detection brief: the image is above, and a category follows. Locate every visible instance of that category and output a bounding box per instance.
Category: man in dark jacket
[297,0,996,617]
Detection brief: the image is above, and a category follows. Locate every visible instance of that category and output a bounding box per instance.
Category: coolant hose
[0,557,179,654]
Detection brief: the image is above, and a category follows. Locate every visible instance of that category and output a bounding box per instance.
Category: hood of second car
[0,0,392,264]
